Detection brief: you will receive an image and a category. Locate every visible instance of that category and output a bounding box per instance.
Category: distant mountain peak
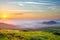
[42,21,58,25]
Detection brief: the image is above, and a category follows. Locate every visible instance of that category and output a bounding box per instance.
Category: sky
[0,0,60,19]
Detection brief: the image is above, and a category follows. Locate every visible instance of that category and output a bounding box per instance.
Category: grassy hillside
[0,29,60,40]
[39,26,60,32]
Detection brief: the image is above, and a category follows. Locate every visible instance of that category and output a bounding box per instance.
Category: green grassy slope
[0,29,60,40]
[39,26,60,32]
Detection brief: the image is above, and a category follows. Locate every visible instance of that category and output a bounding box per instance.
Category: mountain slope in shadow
[0,22,22,30]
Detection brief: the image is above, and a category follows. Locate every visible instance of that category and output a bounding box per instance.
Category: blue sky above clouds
[0,0,60,13]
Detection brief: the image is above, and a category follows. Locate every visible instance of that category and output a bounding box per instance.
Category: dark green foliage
[53,32,60,36]
[0,33,7,38]
[30,37,42,40]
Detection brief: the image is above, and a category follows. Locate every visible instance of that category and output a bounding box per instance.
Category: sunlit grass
[0,29,60,40]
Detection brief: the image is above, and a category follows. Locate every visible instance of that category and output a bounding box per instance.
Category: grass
[0,29,60,40]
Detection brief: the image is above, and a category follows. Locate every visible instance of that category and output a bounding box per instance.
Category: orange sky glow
[0,7,60,19]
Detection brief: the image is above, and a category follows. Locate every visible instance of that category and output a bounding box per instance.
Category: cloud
[22,2,47,4]
[9,1,54,6]
[19,4,24,6]
[48,6,57,10]
[47,6,60,12]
